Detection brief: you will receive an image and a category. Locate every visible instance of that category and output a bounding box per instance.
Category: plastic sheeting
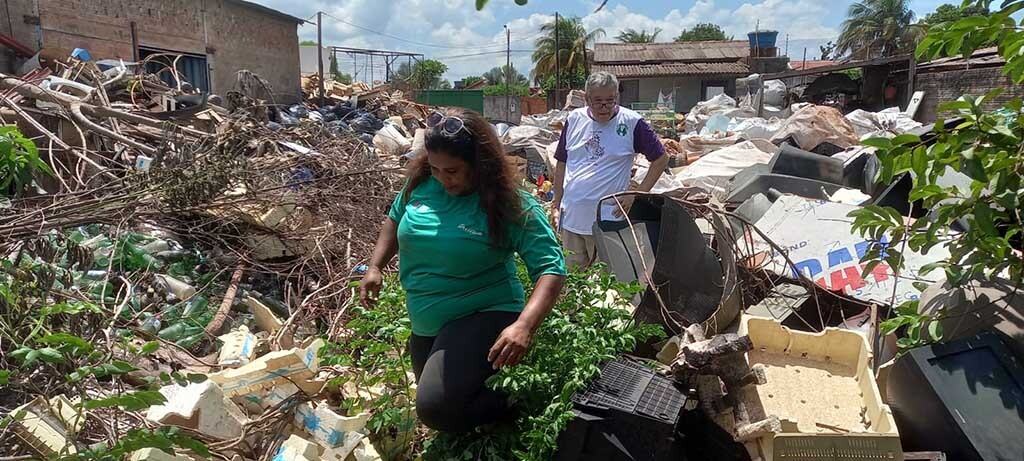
[372,122,412,156]
[846,108,923,140]
[684,93,738,133]
[677,134,742,164]
[770,105,859,151]
[730,117,784,140]
[520,109,569,130]
[672,140,774,196]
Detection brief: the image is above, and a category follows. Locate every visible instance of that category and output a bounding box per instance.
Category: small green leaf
[861,137,893,149]
[973,204,998,236]
[939,100,973,112]
[37,347,66,364]
[928,321,943,342]
[892,134,922,146]
[140,341,160,355]
[0,370,11,385]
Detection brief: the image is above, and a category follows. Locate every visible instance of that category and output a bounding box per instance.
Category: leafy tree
[532,16,605,86]
[483,65,528,86]
[923,3,990,25]
[837,0,925,59]
[406,59,449,89]
[299,40,317,46]
[819,40,837,60]
[616,27,662,43]
[675,23,729,42]
[462,76,485,87]
[329,54,340,78]
[850,0,1024,351]
[335,73,353,85]
[483,84,530,97]
[540,68,587,93]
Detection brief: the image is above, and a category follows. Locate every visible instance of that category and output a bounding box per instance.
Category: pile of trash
[0,50,437,460]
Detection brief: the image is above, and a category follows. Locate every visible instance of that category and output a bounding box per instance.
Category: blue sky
[250,0,954,83]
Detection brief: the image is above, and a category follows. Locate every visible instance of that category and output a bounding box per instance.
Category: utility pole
[505,25,511,122]
[785,34,790,57]
[554,12,560,104]
[317,11,325,107]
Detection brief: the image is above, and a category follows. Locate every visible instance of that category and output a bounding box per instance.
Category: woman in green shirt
[359,108,567,432]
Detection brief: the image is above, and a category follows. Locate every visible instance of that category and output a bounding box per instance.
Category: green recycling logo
[616,122,627,137]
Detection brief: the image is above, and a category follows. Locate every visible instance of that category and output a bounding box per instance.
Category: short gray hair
[585,71,619,95]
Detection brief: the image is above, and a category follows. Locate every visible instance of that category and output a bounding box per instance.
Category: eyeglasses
[426,112,468,136]
[590,100,617,109]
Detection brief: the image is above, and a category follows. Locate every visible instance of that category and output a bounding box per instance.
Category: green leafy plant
[0,125,53,196]
[483,84,530,97]
[421,263,663,460]
[850,0,1024,352]
[321,279,416,448]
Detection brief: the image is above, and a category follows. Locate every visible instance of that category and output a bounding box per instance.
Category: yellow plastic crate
[737,316,902,461]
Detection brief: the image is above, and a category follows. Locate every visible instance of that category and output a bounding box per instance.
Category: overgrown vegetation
[324,263,663,460]
[1,125,53,196]
[851,0,1024,351]
[0,227,223,458]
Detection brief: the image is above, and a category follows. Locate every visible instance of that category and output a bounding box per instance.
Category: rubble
[146,381,248,441]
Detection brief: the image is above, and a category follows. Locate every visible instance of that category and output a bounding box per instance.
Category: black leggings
[410,310,519,432]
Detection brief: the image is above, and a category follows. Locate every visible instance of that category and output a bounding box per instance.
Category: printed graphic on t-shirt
[584,130,606,163]
[616,122,628,137]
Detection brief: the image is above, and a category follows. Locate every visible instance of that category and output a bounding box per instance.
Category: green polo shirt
[388,176,566,336]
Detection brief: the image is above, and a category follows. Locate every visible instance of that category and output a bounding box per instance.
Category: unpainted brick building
[894,48,1022,123]
[0,0,303,103]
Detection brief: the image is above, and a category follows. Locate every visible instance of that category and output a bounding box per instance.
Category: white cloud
[251,0,851,82]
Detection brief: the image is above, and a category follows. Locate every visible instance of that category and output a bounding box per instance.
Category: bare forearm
[552,161,566,205]
[516,274,565,332]
[638,155,669,192]
[368,218,399,270]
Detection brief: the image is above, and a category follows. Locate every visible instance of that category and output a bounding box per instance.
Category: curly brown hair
[403,107,523,248]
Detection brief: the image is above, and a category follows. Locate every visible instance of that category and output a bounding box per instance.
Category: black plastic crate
[559,359,689,461]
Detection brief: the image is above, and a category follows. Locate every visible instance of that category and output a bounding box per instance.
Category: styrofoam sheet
[751,195,949,305]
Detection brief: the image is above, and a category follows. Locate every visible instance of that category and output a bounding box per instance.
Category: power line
[319,11,543,50]
[431,50,532,60]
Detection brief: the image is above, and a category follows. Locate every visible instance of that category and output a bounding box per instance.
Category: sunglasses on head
[426,112,469,136]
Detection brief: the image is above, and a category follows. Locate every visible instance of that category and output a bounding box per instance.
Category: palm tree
[616,28,662,43]
[837,0,925,59]
[531,16,605,85]
[482,65,529,86]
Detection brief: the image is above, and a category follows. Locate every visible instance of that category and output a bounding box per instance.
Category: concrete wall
[299,45,329,75]
[1,0,300,102]
[632,76,737,112]
[483,95,521,122]
[914,66,1024,123]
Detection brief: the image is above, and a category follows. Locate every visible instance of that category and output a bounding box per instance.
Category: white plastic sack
[770,105,859,151]
[684,93,738,133]
[763,80,787,107]
[674,140,774,195]
[730,117,784,140]
[372,122,411,156]
[520,110,569,130]
[846,107,923,139]
[700,113,731,136]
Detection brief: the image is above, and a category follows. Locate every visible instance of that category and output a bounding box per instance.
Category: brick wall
[914,66,1024,122]
[206,0,301,103]
[2,0,299,102]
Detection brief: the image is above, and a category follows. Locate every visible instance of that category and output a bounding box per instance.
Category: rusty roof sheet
[594,41,749,64]
[592,61,751,78]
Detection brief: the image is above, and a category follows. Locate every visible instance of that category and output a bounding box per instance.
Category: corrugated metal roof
[594,41,749,64]
[592,61,751,78]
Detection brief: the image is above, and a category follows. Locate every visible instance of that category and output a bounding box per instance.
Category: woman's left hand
[488,320,534,370]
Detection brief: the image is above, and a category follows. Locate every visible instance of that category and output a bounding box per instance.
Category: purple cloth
[554,113,665,163]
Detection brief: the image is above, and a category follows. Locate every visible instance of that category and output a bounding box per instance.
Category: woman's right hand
[359,266,383,307]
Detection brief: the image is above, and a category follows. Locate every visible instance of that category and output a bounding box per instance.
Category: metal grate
[573,359,686,424]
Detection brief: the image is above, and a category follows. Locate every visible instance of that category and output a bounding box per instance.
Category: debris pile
[0,51,437,460]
